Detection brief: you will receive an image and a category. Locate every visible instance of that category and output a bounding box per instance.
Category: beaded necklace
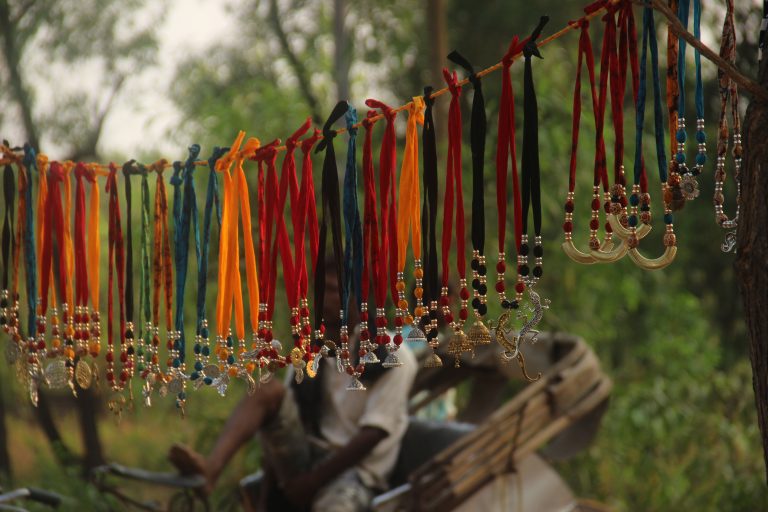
[441,69,472,368]
[715,0,741,253]
[671,0,705,203]
[105,163,131,393]
[562,18,613,265]
[420,88,441,367]
[1,147,15,338]
[396,97,427,345]
[494,35,524,314]
[148,160,174,392]
[363,99,402,368]
[253,140,282,380]
[72,162,100,392]
[448,52,491,347]
[214,134,260,394]
[340,106,367,390]
[299,129,322,377]
[39,160,74,391]
[359,112,383,369]
[596,1,652,260]
[312,102,349,371]
[270,120,313,382]
[190,148,225,388]
[625,6,677,270]
[0,146,24,366]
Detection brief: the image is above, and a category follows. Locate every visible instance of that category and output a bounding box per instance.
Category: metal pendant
[446,330,472,368]
[423,351,443,368]
[45,360,69,389]
[382,344,402,368]
[75,359,93,389]
[167,377,184,395]
[346,376,366,391]
[466,319,491,347]
[405,325,427,343]
[203,364,221,379]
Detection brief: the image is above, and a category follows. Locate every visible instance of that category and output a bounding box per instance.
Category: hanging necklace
[715,0,741,253]
[562,18,614,265]
[170,146,202,410]
[0,145,25,368]
[20,146,41,403]
[359,112,382,370]
[340,106,367,390]
[299,128,323,377]
[190,147,225,388]
[312,101,349,370]
[135,163,156,404]
[671,0,705,203]
[269,120,314,383]
[494,35,524,317]
[149,159,173,394]
[105,162,131,393]
[39,161,75,392]
[396,97,427,345]
[420,87,441,367]
[253,139,282,380]
[624,6,677,270]
[72,162,101,394]
[214,134,260,395]
[441,69,473,368]
[1,148,15,338]
[364,99,402,368]
[597,1,653,260]
[448,52,491,347]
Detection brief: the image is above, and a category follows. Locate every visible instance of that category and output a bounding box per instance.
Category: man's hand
[281,470,322,508]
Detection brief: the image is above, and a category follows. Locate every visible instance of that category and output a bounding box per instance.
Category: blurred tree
[0,0,161,159]
[0,0,162,475]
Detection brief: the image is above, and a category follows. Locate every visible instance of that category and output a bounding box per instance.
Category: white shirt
[319,345,417,490]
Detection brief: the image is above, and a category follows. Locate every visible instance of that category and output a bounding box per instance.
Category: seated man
[169,272,417,512]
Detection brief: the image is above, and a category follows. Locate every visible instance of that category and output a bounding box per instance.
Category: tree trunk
[736,53,768,483]
[76,388,105,472]
[426,0,448,139]
[334,0,351,103]
[0,0,40,150]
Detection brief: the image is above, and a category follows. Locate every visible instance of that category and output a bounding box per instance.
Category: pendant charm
[405,324,427,343]
[203,364,221,380]
[517,286,550,346]
[75,359,93,389]
[447,330,472,368]
[45,360,69,389]
[423,350,443,368]
[142,375,154,407]
[680,174,700,201]
[381,343,402,368]
[107,394,127,422]
[721,231,737,253]
[466,319,491,347]
[346,376,366,391]
[307,354,320,378]
[167,376,184,396]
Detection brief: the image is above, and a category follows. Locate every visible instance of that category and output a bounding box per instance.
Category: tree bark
[736,53,768,483]
[0,0,40,150]
[76,388,105,472]
[426,0,448,139]
[334,0,351,103]
[267,0,323,125]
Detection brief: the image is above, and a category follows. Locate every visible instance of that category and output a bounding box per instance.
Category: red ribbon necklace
[105,163,131,390]
[40,162,72,386]
[363,100,401,367]
[440,70,471,360]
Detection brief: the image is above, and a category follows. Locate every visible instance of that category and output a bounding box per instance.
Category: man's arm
[281,426,388,507]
